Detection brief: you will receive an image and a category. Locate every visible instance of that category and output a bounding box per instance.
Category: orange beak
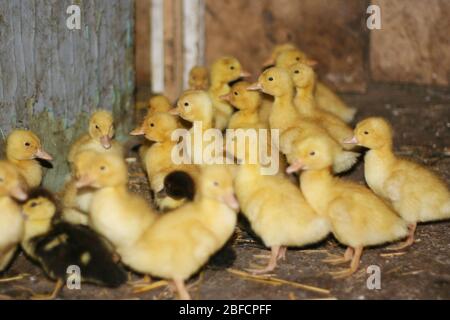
[10,185,28,201]
[239,71,252,78]
[286,160,304,174]
[100,135,112,149]
[223,193,240,211]
[130,126,145,136]
[169,108,179,115]
[305,59,318,67]
[220,93,232,102]
[343,136,358,145]
[35,148,53,161]
[75,175,94,189]
[247,82,263,91]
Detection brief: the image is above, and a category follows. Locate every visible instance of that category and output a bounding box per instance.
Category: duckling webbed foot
[328,246,363,279]
[386,223,416,251]
[323,247,353,265]
[129,274,152,286]
[246,245,283,275]
[31,279,63,300]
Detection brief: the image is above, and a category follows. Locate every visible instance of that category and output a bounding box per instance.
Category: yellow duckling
[6,129,53,188]
[0,161,27,273]
[68,110,123,164]
[148,95,172,115]
[130,112,199,211]
[262,43,298,68]
[75,151,238,300]
[345,117,450,250]
[208,57,251,130]
[232,132,329,274]
[63,110,122,224]
[287,136,408,278]
[248,67,359,174]
[188,66,209,90]
[221,81,264,130]
[274,47,356,123]
[290,63,354,150]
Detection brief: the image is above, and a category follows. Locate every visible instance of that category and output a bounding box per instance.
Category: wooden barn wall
[205,0,369,93]
[135,0,151,87]
[0,0,135,191]
[370,0,450,87]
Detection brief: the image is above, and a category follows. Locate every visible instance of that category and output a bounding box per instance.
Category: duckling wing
[32,222,127,287]
[328,185,408,247]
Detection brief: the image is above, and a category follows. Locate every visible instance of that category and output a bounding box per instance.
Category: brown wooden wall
[370,0,450,87]
[135,0,450,91]
[205,0,369,93]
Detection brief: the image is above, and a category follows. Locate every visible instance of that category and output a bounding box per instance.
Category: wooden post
[151,0,165,93]
[182,0,206,89]
[163,0,184,101]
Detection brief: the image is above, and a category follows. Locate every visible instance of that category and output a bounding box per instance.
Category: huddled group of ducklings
[1,43,449,300]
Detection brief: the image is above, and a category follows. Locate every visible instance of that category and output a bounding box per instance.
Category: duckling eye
[294,70,300,74]
[95,125,100,130]
[364,131,369,135]
[184,102,189,107]
[24,142,30,147]
[150,123,155,127]
[234,92,238,96]
[100,166,106,171]
[30,202,38,208]
[213,181,219,187]
[230,66,235,70]
[296,57,301,61]
[268,77,274,81]
[309,151,316,156]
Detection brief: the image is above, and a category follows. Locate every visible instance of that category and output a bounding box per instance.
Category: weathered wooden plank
[205,0,368,92]
[135,0,151,87]
[163,0,183,101]
[0,0,135,190]
[370,0,450,87]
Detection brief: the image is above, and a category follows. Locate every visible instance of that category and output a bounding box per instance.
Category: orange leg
[328,246,363,279]
[246,245,281,275]
[387,223,417,251]
[174,278,191,300]
[323,247,354,265]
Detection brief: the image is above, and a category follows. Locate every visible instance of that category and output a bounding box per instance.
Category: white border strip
[151,0,164,93]
[182,0,205,89]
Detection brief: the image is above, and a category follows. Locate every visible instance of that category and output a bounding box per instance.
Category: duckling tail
[33,223,127,287]
[163,170,196,201]
[333,151,360,174]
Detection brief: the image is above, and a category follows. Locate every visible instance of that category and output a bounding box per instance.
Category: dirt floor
[1,83,449,300]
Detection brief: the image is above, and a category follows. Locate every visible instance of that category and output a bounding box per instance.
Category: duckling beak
[100,135,112,149]
[286,160,304,174]
[223,193,240,211]
[220,93,232,102]
[130,127,145,136]
[343,136,358,145]
[75,175,94,189]
[35,148,53,161]
[10,186,28,201]
[247,82,263,91]
[305,59,318,67]
[169,108,179,115]
[239,71,252,78]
